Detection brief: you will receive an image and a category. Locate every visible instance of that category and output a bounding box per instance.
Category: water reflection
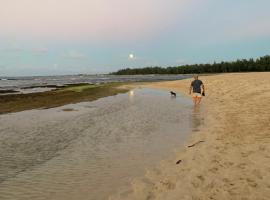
[170,95,176,100]
[191,105,204,132]
[128,90,135,102]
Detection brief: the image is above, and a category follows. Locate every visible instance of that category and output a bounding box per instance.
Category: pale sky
[0,0,270,76]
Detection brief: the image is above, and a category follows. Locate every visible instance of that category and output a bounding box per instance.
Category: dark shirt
[191,80,203,93]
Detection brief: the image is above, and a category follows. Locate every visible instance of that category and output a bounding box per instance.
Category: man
[189,75,205,105]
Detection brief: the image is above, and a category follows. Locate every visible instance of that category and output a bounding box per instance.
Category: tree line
[112,55,270,75]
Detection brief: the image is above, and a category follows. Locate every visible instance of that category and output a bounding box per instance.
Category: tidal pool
[0,88,202,200]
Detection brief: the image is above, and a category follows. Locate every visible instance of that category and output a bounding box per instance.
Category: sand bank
[111,72,270,200]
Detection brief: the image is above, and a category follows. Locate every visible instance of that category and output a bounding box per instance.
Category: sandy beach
[111,72,270,200]
[1,72,270,200]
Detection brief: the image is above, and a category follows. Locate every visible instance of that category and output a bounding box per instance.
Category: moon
[129,54,134,59]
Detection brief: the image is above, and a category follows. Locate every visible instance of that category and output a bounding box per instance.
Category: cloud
[0,0,192,42]
[226,20,270,40]
[32,47,48,55]
[63,51,87,59]
[3,43,23,52]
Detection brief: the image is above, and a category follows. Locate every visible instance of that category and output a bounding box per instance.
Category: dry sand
[111,72,270,200]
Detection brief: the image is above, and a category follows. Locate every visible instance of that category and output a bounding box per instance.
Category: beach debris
[62,108,76,112]
[187,140,205,148]
[176,159,182,164]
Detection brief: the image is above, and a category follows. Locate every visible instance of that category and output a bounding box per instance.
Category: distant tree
[111,55,270,75]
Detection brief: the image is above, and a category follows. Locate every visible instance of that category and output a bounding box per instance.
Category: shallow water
[0,88,200,200]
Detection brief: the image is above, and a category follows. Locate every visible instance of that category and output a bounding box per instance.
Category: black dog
[170,91,176,97]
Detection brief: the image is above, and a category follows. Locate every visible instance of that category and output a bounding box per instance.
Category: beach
[2,0,270,199]
[1,72,270,200]
[111,72,270,200]
[0,86,196,200]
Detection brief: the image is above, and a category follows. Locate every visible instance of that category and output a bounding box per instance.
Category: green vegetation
[0,82,129,114]
[112,55,270,75]
[64,84,102,92]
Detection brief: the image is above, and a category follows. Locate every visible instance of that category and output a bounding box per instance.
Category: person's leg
[192,93,200,105]
[196,97,202,105]
[192,96,197,105]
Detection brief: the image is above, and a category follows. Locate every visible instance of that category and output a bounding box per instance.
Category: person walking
[189,75,205,105]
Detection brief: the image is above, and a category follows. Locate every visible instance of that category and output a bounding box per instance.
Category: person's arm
[201,82,205,95]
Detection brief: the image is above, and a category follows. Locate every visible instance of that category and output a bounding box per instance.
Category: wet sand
[0,88,198,200]
[111,72,270,200]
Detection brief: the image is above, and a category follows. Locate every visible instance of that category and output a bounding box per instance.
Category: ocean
[0,74,191,93]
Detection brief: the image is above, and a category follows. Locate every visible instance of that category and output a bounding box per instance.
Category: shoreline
[0,80,179,115]
[110,72,270,200]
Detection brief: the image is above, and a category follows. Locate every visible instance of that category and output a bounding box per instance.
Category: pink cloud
[0,0,192,42]
[63,51,87,59]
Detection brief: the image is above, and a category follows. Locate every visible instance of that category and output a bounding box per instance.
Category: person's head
[193,74,199,80]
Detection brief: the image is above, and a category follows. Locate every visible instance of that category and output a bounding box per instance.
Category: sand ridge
[110,72,270,200]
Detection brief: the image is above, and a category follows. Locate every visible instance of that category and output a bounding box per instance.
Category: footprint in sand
[159,180,176,190]
[197,175,205,182]
[237,163,246,169]
[252,169,263,179]
[209,167,219,173]
[246,178,258,188]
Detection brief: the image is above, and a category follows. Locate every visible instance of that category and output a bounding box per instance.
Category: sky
[0,0,270,76]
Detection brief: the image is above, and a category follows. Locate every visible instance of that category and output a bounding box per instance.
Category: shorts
[192,92,202,97]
